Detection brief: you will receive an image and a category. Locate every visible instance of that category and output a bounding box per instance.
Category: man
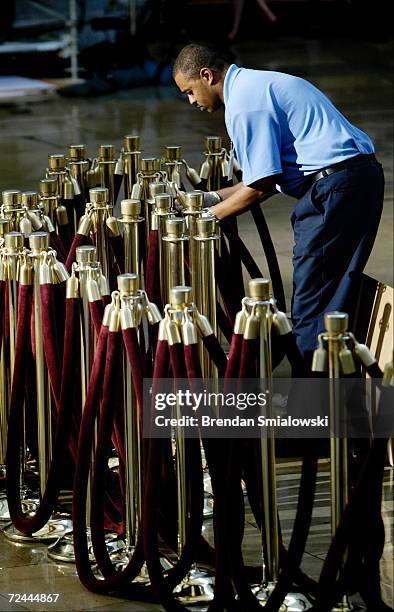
[173,44,384,360]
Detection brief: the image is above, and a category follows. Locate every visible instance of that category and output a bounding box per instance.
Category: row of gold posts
[1,230,73,543]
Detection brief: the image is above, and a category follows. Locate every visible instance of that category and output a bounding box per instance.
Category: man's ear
[200,67,214,85]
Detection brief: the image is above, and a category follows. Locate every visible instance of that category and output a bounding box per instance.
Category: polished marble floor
[0,461,393,611]
[0,34,393,612]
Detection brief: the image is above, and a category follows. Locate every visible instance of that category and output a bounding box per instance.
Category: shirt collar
[223,63,241,105]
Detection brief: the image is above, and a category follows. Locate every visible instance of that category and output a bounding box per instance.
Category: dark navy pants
[291,157,384,357]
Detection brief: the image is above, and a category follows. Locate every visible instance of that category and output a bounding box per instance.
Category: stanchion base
[203,491,214,520]
[331,602,360,611]
[109,545,150,583]
[0,494,10,522]
[2,515,73,543]
[173,566,215,605]
[47,529,121,563]
[251,583,312,610]
[109,543,173,578]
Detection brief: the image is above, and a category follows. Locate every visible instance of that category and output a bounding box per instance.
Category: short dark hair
[172,44,229,79]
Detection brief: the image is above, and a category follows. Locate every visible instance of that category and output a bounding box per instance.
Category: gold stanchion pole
[1,190,23,232]
[162,218,188,307]
[183,191,205,296]
[150,192,174,299]
[21,192,44,235]
[0,224,14,469]
[312,312,357,612]
[39,178,69,236]
[201,136,228,191]
[97,145,117,208]
[0,221,11,520]
[4,232,73,543]
[46,154,75,203]
[164,286,215,604]
[88,187,112,279]
[32,233,52,497]
[108,273,163,577]
[193,217,220,380]
[47,246,117,562]
[245,278,311,610]
[132,158,164,244]
[118,199,144,275]
[123,136,141,199]
[162,146,183,187]
[67,144,90,205]
[3,232,24,386]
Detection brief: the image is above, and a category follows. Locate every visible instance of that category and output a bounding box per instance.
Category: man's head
[173,44,229,113]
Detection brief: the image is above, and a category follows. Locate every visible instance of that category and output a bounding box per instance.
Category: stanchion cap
[150,182,168,199]
[22,191,39,209]
[4,231,24,250]
[165,218,185,237]
[120,199,141,219]
[205,136,222,153]
[155,193,172,212]
[39,178,57,197]
[185,191,204,211]
[76,245,97,263]
[48,154,66,171]
[117,273,139,295]
[68,144,86,161]
[141,158,157,173]
[89,187,108,204]
[196,217,216,237]
[29,231,49,252]
[248,278,271,300]
[324,311,348,333]
[2,190,22,207]
[164,146,181,162]
[124,135,140,151]
[98,144,115,161]
[0,219,10,236]
[170,286,192,306]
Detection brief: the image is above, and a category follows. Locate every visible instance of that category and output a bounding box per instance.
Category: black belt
[310,153,376,185]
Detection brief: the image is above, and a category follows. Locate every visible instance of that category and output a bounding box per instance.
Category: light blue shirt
[223,64,374,198]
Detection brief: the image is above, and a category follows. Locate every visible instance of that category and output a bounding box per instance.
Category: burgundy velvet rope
[121,327,145,411]
[311,377,390,611]
[109,234,125,275]
[40,284,62,404]
[142,340,186,611]
[90,329,144,580]
[88,299,104,336]
[216,301,234,343]
[6,290,80,533]
[145,229,161,309]
[224,333,243,380]
[65,233,92,272]
[218,234,243,321]
[57,221,72,252]
[250,206,286,313]
[220,220,263,281]
[72,325,149,596]
[226,218,245,304]
[201,334,227,377]
[184,342,240,612]
[49,231,68,263]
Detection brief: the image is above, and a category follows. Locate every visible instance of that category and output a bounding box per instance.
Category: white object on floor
[0,76,56,100]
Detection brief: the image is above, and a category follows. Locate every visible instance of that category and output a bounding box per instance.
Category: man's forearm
[211,184,275,219]
[217,182,244,200]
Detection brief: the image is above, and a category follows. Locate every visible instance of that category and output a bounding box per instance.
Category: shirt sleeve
[230,110,282,186]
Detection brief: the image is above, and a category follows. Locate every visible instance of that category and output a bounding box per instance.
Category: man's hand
[203,191,222,206]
